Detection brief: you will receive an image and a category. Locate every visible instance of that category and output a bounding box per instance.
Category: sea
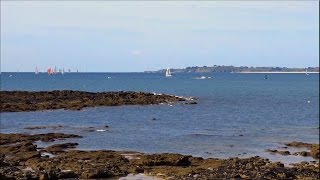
[1,72,319,165]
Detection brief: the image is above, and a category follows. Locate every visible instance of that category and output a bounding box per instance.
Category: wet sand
[0,90,190,112]
[0,133,319,179]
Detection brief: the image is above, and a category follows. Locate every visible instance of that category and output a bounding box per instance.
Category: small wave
[152,92,163,96]
[188,133,218,137]
[185,97,196,101]
[195,76,212,80]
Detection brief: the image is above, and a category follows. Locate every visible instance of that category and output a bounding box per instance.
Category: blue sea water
[1,72,319,164]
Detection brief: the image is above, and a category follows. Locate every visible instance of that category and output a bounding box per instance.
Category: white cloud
[130,50,143,56]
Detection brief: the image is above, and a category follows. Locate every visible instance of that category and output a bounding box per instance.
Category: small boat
[54,66,57,74]
[165,68,172,77]
[61,69,65,75]
[35,67,39,75]
[196,76,207,80]
[305,68,309,76]
[264,75,268,79]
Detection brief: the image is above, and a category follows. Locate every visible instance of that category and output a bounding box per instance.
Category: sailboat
[47,68,54,75]
[305,68,309,76]
[35,67,39,75]
[165,68,172,77]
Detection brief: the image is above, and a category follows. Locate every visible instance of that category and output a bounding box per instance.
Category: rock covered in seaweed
[0,90,189,112]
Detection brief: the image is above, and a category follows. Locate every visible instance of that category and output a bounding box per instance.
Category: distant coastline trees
[147,65,320,73]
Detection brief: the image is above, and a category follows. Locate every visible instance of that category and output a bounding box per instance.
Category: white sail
[165,68,172,77]
[35,67,39,75]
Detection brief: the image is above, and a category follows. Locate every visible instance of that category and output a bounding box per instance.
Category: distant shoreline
[1,71,319,74]
[237,71,320,74]
[149,65,320,74]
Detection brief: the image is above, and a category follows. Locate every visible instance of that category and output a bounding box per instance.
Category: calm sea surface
[1,72,319,164]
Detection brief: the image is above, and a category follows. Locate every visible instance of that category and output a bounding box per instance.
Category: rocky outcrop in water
[285,141,320,159]
[0,133,319,179]
[0,90,187,112]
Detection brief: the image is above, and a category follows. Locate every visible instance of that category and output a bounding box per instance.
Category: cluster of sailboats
[35,66,71,75]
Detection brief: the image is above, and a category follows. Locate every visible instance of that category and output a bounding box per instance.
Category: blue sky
[1,1,319,72]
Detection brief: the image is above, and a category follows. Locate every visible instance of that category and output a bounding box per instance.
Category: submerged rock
[45,143,79,154]
[0,133,82,145]
[266,149,291,156]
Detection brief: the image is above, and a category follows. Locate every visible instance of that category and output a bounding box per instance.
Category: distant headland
[146,66,320,73]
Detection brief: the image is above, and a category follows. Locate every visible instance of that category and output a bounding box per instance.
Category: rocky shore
[0,133,319,180]
[266,141,319,160]
[0,90,190,112]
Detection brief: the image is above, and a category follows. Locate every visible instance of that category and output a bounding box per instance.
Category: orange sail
[47,68,53,75]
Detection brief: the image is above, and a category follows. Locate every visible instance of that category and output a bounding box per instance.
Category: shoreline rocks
[285,141,320,159]
[0,90,188,112]
[265,142,320,160]
[0,133,319,179]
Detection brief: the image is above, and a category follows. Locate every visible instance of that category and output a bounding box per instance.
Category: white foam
[41,152,55,158]
[96,129,106,132]
[196,76,207,80]
[184,97,195,101]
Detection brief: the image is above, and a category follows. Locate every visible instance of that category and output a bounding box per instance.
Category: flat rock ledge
[0,133,319,180]
[0,90,189,112]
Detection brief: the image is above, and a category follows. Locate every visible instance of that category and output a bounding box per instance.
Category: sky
[1,1,319,72]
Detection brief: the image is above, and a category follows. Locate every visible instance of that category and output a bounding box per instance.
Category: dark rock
[24,126,47,130]
[185,101,197,105]
[58,171,78,179]
[293,151,309,157]
[0,90,188,112]
[134,166,144,173]
[266,149,290,156]
[45,143,79,154]
[81,169,111,179]
[177,156,191,166]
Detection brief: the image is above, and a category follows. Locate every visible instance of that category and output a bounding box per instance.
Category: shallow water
[118,174,161,180]
[1,72,319,164]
